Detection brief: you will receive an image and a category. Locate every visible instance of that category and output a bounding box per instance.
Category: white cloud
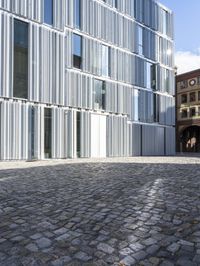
[175,51,200,75]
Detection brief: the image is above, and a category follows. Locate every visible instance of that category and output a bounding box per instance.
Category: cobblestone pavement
[0,156,200,266]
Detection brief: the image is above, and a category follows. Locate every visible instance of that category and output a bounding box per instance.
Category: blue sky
[160,0,200,73]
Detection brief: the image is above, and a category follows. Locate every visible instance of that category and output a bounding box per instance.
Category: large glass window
[94,80,106,110]
[102,45,110,77]
[146,63,156,90]
[44,0,53,25]
[163,68,170,93]
[138,26,143,56]
[153,93,159,122]
[74,0,81,29]
[76,111,81,157]
[14,19,28,99]
[44,108,52,158]
[162,9,168,36]
[73,34,82,69]
[31,107,35,158]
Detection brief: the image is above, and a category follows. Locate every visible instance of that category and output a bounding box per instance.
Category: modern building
[0,0,175,160]
[176,69,200,152]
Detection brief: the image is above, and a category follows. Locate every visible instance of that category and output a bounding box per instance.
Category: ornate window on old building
[190,92,196,102]
[181,94,187,104]
[190,108,196,117]
[180,80,188,89]
[181,109,188,118]
[198,91,200,101]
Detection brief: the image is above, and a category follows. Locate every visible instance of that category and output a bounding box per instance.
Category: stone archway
[180,126,200,152]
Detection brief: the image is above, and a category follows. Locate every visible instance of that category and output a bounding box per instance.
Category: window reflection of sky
[44,0,53,25]
[73,34,82,56]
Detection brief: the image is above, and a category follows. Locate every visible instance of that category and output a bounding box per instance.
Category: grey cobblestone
[35,237,52,249]
[0,156,200,265]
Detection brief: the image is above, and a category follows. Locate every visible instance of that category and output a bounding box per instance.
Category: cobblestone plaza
[0,157,200,265]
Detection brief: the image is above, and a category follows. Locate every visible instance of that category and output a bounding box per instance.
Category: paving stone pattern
[0,156,200,265]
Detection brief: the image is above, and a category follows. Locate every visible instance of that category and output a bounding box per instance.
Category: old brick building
[176,69,200,152]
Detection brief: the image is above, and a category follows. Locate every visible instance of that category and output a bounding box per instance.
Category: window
[138,26,143,55]
[181,94,187,104]
[73,34,82,69]
[76,111,81,157]
[158,37,162,62]
[198,91,200,101]
[31,107,35,158]
[102,45,110,77]
[146,62,156,90]
[190,92,196,102]
[162,9,168,35]
[94,80,106,110]
[44,108,52,158]
[181,109,187,118]
[153,93,159,122]
[114,0,118,9]
[44,0,53,25]
[13,19,28,99]
[179,80,188,89]
[165,69,170,93]
[190,108,196,117]
[74,0,81,29]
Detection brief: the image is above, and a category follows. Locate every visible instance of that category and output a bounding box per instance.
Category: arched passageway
[181,126,200,152]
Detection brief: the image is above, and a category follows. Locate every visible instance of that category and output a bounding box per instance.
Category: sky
[159,0,200,74]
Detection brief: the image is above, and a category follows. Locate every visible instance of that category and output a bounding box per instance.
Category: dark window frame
[13,19,29,100]
[181,109,188,118]
[73,33,82,69]
[190,92,196,102]
[181,94,187,104]
[44,108,52,158]
[190,108,196,117]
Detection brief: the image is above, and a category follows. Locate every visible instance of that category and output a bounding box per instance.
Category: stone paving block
[119,247,133,256]
[160,260,175,266]
[146,244,160,254]
[35,237,52,249]
[74,251,92,262]
[178,239,194,246]
[193,255,200,264]
[10,235,25,242]
[132,250,148,261]
[129,242,145,252]
[25,243,39,252]
[51,256,72,266]
[167,243,180,253]
[143,237,158,246]
[177,258,197,266]
[30,233,42,240]
[55,233,70,241]
[97,243,114,254]
[120,255,136,266]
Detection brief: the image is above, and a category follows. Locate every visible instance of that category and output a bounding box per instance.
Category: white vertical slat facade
[0,0,175,160]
